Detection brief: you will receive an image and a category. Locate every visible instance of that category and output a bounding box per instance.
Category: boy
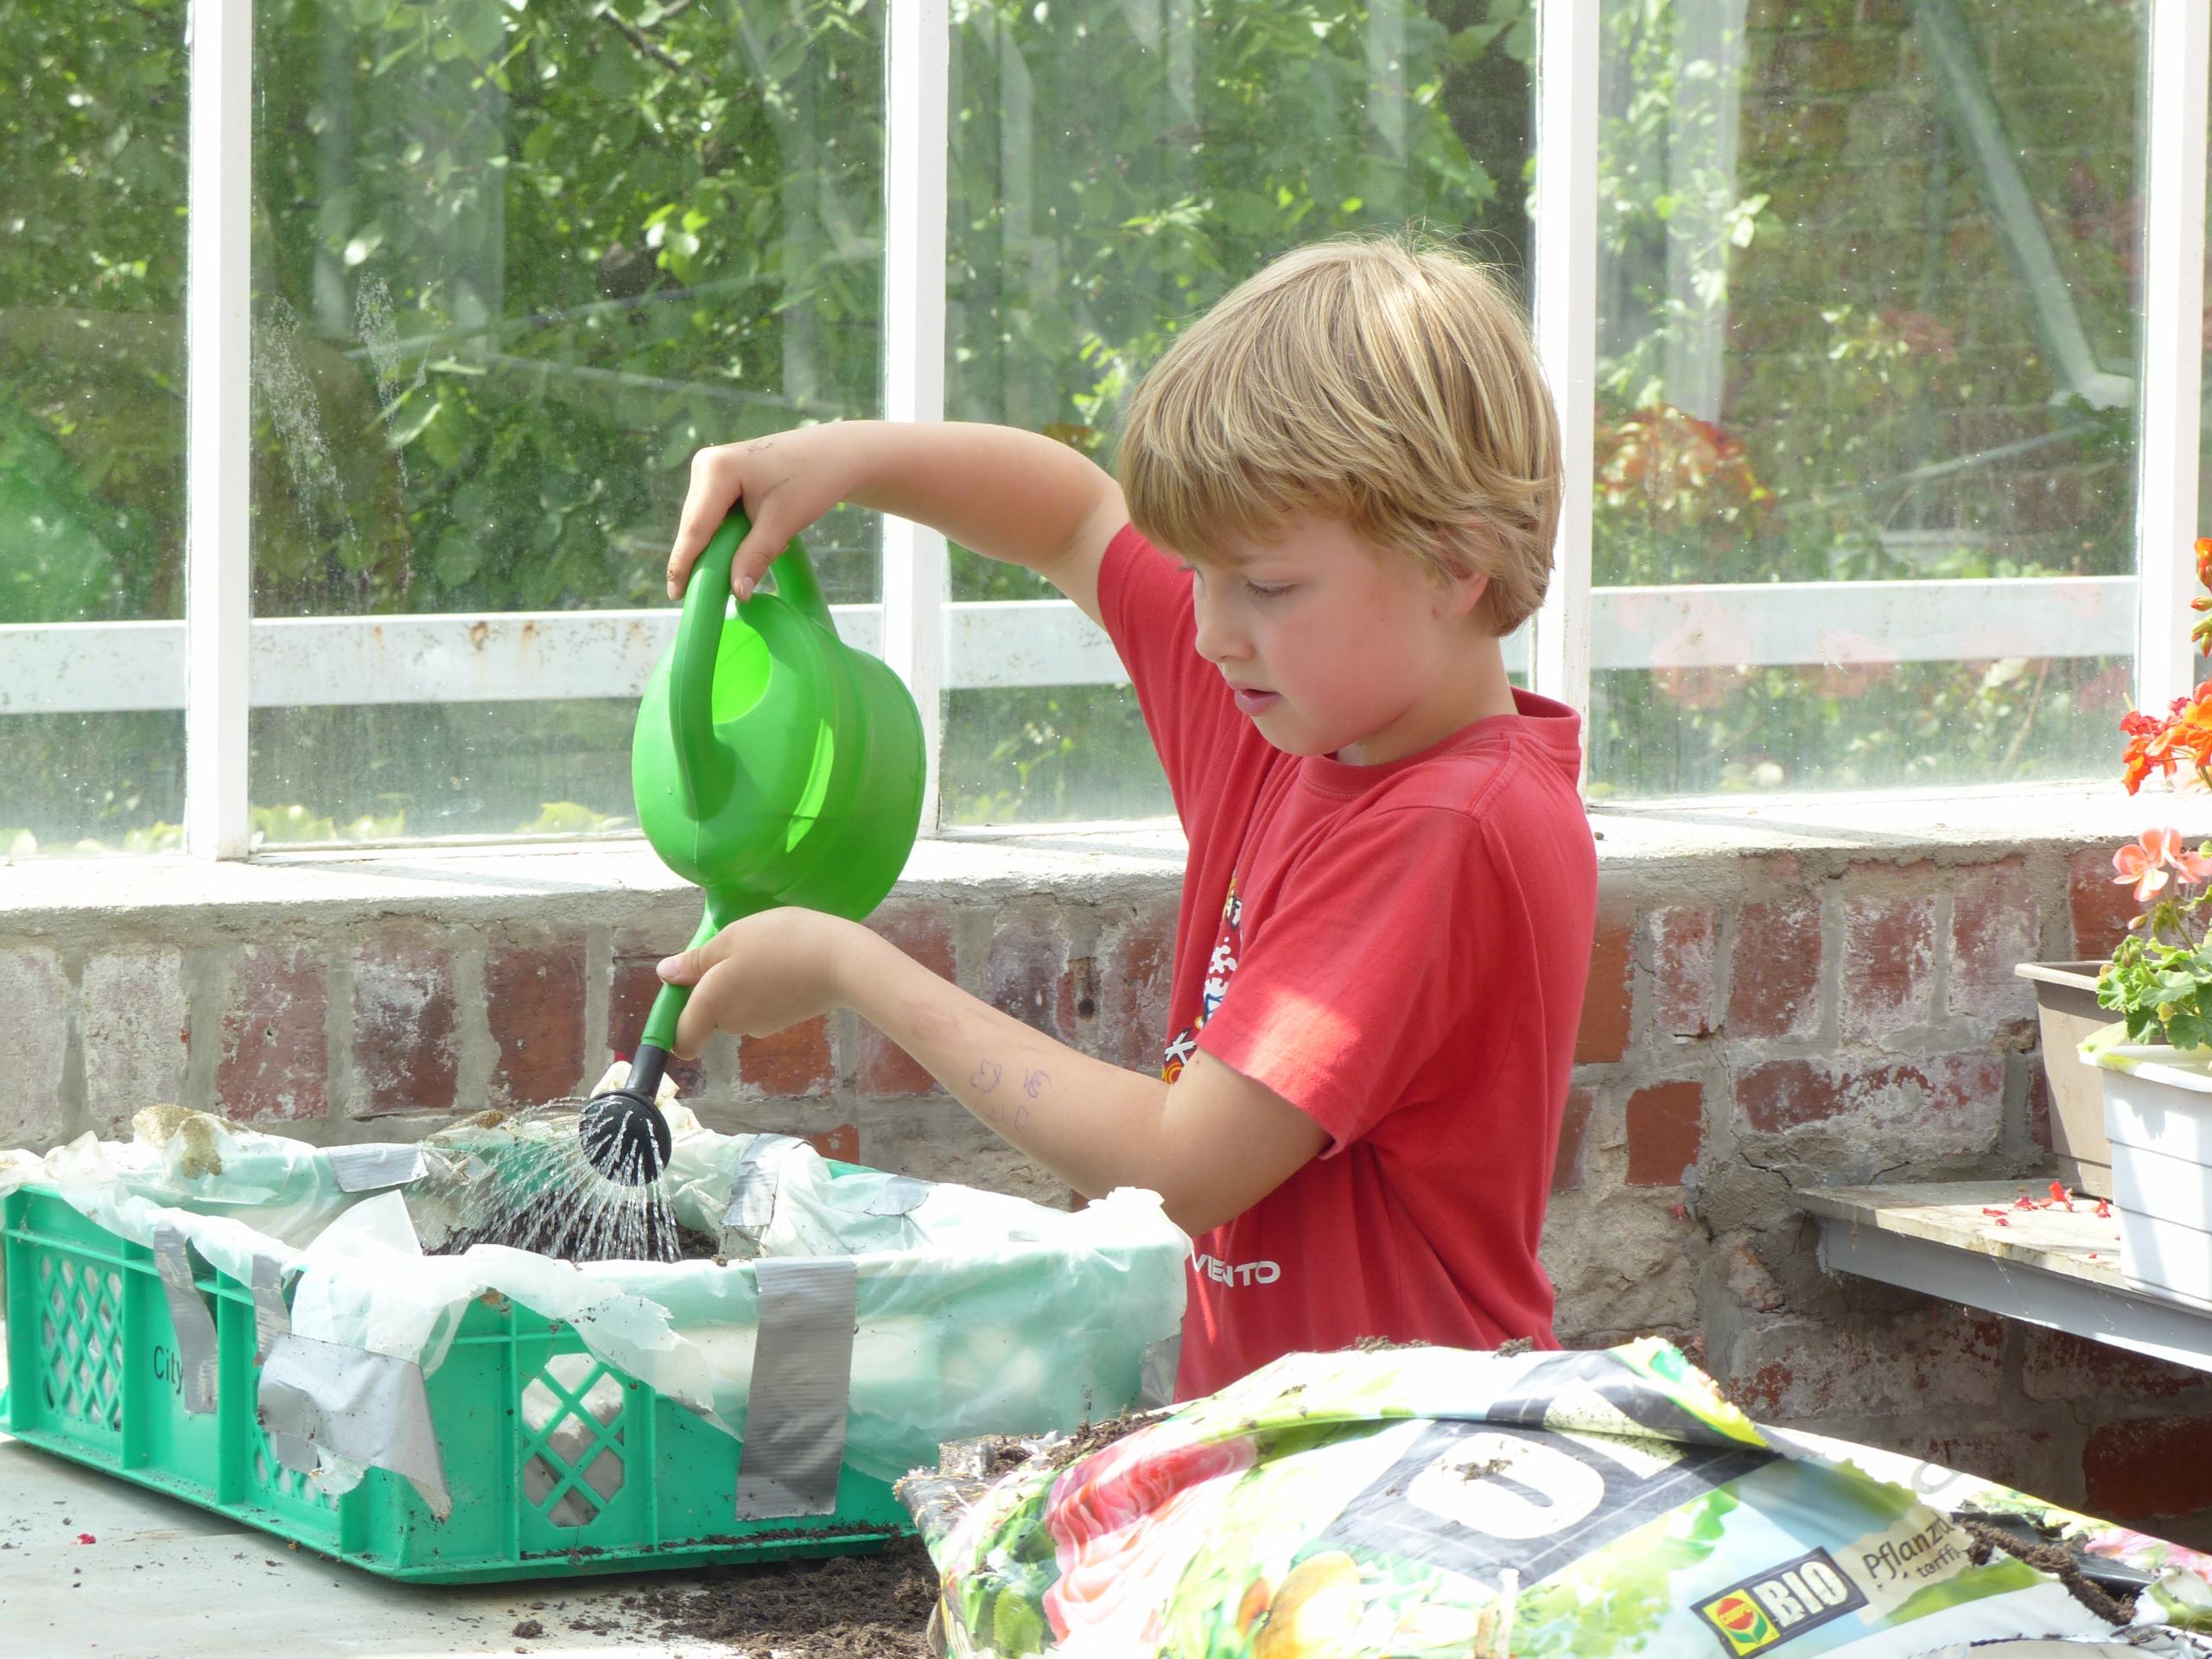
[654,234,1597,1400]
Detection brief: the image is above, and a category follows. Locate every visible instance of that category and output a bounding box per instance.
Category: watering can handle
[669,512,836,821]
[638,891,750,1053]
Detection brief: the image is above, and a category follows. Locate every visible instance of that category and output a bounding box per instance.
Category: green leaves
[2099,920,2212,1051]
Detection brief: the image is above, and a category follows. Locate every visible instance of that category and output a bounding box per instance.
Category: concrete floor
[0,1427,760,1659]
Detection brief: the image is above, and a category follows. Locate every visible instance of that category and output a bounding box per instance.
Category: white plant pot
[2094,1056,2212,1304]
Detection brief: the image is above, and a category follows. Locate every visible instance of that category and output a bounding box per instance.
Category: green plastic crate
[1,1184,907,1582]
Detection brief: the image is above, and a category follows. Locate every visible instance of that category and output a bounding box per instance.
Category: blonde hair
[1116,232,1560,636]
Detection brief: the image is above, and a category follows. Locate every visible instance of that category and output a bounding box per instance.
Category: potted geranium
[2081,834,2212,1303]
[2016,538,2212,1198]
[2071,538,2212,1301]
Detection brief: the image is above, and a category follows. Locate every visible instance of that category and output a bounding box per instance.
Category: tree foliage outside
[1585,0,2151,795]
[937,0,1535,819]
[0,0,2180,851]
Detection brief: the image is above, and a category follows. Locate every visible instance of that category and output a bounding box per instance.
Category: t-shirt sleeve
[1193,805,1492,1151]
[1096,523,1245,818]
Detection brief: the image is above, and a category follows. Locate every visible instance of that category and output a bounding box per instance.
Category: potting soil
[899,1339,2212,1658]
[622,1535,940,1656]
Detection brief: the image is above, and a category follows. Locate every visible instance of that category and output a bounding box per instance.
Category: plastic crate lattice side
[36,1251,124,1443]
[519,1353,632,1528]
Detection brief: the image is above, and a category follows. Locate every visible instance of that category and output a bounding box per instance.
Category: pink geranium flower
[2112,827,2212,899]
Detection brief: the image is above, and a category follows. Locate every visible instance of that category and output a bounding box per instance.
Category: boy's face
[1179,512,1492,765]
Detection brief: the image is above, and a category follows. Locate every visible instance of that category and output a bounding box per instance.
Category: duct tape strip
[325,1142,429,1192]
[257,1333,451,1520]
[734,1257,858,1520]
[1138,1333,1181,1411]
[248,1251,290,1364]
[150,1223,219,1415]
[863,1175,931,1217]
[723,1134,805,1233]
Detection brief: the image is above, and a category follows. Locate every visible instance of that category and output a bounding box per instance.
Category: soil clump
[621,1535,938,1656]
[1043,1408,1158,1474]
[1956,1514,2138,1626]
[429,1204,720,1263]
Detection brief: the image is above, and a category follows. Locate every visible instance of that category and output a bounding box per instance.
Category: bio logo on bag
[1694,1548,1867,1655]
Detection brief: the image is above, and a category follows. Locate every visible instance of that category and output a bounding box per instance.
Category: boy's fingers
[729,523,787,602]
[664,954,733,1059]
[668,1001,711,1062]
[658,918,741,986]
[656,946,707,986]
[667,448,742,598]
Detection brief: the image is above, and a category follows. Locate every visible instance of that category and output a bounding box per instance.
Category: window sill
[1584,779,2210,863]
[1801,1181,2212,1375]
[0,819,1190,927]
[0,783,2195,927]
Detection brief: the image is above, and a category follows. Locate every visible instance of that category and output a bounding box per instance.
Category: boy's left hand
[656,908,860,1058]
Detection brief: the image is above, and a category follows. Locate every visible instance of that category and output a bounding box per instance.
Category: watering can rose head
[2098,827,2212,1049]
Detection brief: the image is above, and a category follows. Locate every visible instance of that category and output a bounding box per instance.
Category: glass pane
[1589,0,2145,798]
[248,0,884,843]
[0,1,188,854]
[941,683,1165,825]
[940,0,1536,824]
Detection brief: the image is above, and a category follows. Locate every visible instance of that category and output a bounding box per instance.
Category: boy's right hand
[666,426,858,601]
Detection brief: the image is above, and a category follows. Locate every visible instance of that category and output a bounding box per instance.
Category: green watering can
[578,512,926,1184]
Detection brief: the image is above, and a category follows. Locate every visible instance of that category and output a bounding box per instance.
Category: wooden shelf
[1799,1180,2212,1375]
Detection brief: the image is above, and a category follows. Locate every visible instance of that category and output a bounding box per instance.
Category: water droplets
[423,1103,682,1265]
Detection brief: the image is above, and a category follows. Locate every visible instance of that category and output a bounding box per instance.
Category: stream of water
[433,1103,684,1265]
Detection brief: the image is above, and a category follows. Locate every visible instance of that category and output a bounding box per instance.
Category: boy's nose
[1192,599,1246,664]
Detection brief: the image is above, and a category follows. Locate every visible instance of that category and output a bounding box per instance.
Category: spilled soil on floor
[601,1536,940,1656]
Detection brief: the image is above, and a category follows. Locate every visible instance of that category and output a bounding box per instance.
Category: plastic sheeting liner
[864,1175,932,1217]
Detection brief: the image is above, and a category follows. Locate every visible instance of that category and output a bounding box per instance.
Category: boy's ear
[1436,564,1491,623]
[1432,524,1497,623]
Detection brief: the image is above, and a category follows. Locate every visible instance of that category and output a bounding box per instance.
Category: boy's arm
[660,910,1325,1237]
[669,421,1128,628]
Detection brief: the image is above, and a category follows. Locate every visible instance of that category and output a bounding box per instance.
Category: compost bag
[897,1339,2212,1658]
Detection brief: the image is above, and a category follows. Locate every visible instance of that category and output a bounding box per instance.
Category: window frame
[132,0,2205,851]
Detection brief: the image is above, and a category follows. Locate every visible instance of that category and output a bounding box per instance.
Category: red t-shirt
[1097,523,1599,1401]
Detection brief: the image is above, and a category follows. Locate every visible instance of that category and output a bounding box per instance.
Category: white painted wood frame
[14,574,2146,718]
[183,0,254,860]
[1530,0,1601,725]
[2133,0,2211,714]
[882,0,952,834]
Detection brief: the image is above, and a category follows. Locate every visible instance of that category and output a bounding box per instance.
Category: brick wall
[0,868,1183,1207]
[3,827,2210,1543]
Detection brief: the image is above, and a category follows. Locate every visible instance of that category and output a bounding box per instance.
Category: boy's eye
[1244,580,1292,600]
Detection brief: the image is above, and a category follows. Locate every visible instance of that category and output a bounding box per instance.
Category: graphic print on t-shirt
[1162,879,1242,1083]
